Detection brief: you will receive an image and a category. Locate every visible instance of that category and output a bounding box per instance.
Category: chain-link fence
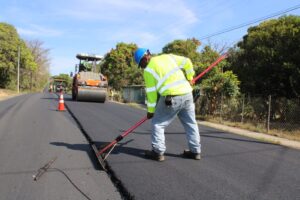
[195,94,300,134]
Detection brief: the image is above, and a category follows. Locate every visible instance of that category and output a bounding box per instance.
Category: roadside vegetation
[1,15,299,141]
[0,23,50,92]
[102,15,300,142]
[0,89,20,101]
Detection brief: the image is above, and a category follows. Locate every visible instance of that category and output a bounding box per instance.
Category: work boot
[182,149,201,160]
[144,150,165,162]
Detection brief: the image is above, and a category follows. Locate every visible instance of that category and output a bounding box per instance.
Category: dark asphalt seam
[64,101,134,200]
[103,162,135,200]
[0,94,31,120]
[0,103,16,120]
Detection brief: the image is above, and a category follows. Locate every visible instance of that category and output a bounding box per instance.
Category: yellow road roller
[72,53,108,102]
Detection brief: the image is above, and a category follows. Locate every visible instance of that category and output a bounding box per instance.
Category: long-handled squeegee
[96,53,228,170]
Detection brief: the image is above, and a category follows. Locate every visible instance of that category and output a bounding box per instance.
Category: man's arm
[144,70,158,113]
[182,57,195,81]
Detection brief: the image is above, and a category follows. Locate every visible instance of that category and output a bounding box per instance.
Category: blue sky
[0,0,299,75]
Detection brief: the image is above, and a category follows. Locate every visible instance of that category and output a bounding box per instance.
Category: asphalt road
[64,94,300,200]
[1,92,299,200]
[0,93,121,200]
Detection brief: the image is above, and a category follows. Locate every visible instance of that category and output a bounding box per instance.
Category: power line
[199,4,300,40]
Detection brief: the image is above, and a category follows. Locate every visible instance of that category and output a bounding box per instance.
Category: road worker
[49,84,53,93]
[134,48,201,161]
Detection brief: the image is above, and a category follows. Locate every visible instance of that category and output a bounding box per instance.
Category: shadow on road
[50,142,100,170]
[201,133,277,145]
[64,97,104,104]
[131,130,185,135]
[40,97,58,100]
[94,141,181,160]
[130,129,275,145]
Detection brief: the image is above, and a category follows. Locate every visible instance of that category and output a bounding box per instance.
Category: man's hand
[147,112,154,119]
[189,80,195,86]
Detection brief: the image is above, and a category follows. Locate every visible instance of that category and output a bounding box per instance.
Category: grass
[0,89,20,101]
[268,129,300,142]
[197,115,300,142]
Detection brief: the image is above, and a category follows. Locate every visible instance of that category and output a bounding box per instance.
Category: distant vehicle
[49,78,67,93]
[72,53,108,102]
[56,84,64,93]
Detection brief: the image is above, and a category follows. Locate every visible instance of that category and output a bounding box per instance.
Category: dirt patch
[199,117,300,142]
[0,89,18,101]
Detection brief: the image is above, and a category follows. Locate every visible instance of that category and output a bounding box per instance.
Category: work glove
[193,88,201,102]
[147,112,154,119]
[189,80,195,86]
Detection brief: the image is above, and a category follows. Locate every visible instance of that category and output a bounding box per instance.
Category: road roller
[72,53,108,102]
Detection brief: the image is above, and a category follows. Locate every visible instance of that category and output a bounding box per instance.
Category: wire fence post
[17,46,20,93]
[220,93,223,123]
[267,95,271,133]
[241,94,245,123]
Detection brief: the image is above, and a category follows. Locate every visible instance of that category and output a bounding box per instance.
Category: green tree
[196,46,221,77]
[162,38,201,62]
[19,41,37,90]
[101,42,143,90]
[162,38,205,76]
[198,46,240,113]
[0,22,37,90]
[0,23,20,88]
[228,15,300,98]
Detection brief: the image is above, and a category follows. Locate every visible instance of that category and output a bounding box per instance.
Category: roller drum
[76,87,107,102]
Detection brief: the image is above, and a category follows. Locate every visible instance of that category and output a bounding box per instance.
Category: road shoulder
[198,120,300,150]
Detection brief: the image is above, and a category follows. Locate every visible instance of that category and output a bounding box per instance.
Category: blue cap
[134,48,148,66]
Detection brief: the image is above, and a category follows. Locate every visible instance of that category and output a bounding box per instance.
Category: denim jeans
[151,92,201,154]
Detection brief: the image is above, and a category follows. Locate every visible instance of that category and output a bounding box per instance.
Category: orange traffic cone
[58,93,65,111]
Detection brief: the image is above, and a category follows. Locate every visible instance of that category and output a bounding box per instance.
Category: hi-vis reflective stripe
[146,86,156,93]
[145,55,189,95]
[186,68,194,74]
[179,58,187,69]
[147,102,156,108]
[170,55,187,69]
[155,56,187,90]
[156,65,181,90]
[145,67,160,81]
[159,79,187,94]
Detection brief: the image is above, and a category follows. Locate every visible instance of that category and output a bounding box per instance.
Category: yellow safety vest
[144,54,195,113]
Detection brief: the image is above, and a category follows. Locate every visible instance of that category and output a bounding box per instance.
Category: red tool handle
[120,116,148,138]
[96,116,148,157]
[191,53,228,84]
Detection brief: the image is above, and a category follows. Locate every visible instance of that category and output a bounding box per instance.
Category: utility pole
[17,46,20,93]
[267,95,272,133]
[30,71,33,91]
